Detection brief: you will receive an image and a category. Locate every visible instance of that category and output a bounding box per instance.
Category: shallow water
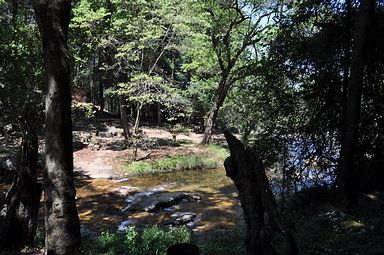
[76,168,243,234]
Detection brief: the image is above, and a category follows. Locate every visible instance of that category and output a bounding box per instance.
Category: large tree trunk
[32,1,82,254]
[338,0,375,205]
[224,131,298,255]
[202,80,230,145]
[0,128,41,249]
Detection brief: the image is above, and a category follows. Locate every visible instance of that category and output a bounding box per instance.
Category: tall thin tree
[338,0,375,205]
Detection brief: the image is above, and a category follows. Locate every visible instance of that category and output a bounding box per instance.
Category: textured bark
[224,131,298,255]
[0,130,41,249]
[32,1,82,254]
[338,0,375,205]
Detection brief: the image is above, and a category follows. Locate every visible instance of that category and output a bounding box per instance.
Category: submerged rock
[128,192,190,212]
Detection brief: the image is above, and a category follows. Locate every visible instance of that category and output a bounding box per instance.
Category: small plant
[34,230,45,248]
[139,225,191,255]
[96,231,125,255]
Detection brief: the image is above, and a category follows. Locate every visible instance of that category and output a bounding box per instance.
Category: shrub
[86,225,192,255]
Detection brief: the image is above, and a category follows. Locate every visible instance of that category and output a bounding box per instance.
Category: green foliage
[0,2,44,127]
[34,230,45,248]
[136,226,191,254]
[87,226,191,255]
[97,231,125,255]
[72,102,96,122]
[123,145,228,175]
[199,228,245,255]
[0,146,15,154]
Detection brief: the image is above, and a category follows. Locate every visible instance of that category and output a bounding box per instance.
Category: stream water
[76,168,243,235]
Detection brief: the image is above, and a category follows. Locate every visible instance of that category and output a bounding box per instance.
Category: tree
[32,0,81,253]
[200,0,274,144]
[224,131,298,255]
[0,0,43,249]
[338,0,375,205]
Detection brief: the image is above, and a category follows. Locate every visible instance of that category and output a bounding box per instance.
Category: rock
[0,155,17,172]
[112,186,140,197]
[98,131,114,138]
[127,192,190,212]
[2,124,14,134]
[171,212,198,225]
[73,140,86,151]
[162,212,201,227]
[91,143,102,150]
[112,178,130,183]
[117,219,136,233]
[192,194,201,201]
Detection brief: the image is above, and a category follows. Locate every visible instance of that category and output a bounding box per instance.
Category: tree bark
[99,81,104,112]
[133,103,143,135]
[119,96,131,142]
[202,80,230,144]
[224,131,298,255]
[156,102,161,126]
[0,128,41,249]
[32,1,82,254]
[338,0,375,205]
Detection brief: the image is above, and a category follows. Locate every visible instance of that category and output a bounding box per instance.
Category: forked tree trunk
[338,0,375,205]
[0,129,41,249]
[224,131,298,255]
[32,0,82,254]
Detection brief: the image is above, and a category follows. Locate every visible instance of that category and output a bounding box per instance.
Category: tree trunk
[202,80,230,145]
[156,102,161,126]
[224,131,298,255]
[119,96,130,142]
[338,0,375,205]
[32,1,82,254]
[0,129,41,249]
[133,103,142,135]
[99,81,104,112]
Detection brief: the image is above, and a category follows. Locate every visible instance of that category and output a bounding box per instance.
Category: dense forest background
[1,0,384,254]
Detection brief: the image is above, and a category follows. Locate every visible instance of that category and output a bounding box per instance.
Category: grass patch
[83,225,191,255]
[123,144,228,175]
[197,228,245,255]
[82,225,245,255]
